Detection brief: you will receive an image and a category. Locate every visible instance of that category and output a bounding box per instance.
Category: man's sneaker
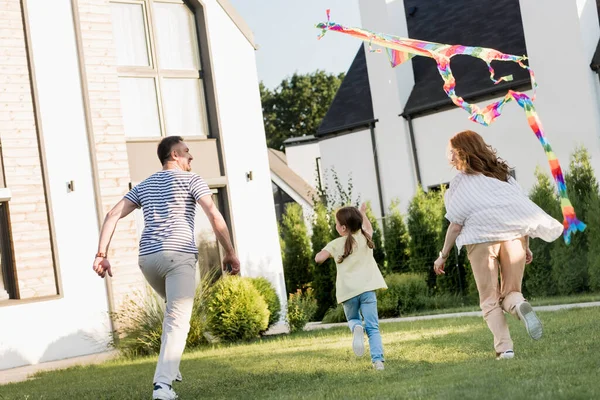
[175,372,182,382]
[153,383,178,400]
[515,301,543,340]
[373,360,385,370]
[496,350,515,360]
[352,325,365,357]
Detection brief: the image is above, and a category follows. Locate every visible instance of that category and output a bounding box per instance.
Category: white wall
[318,130,383,217]
[284,142,321,188]
[0,0,110,370]
[358,0,418,213]
[204,1,287,306]
[519,0,600,178]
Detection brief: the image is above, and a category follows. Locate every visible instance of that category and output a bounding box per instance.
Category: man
[93,136,240,400]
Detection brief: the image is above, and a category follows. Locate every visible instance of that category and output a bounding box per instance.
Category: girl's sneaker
[496,350,515,360]
[352,325,365,357]
[153,383,178,400]
[373,361,385,370]
[515,301,543,340]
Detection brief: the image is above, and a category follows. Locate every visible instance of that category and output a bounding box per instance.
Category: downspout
[369,122,386,218]
[404,114,422,186]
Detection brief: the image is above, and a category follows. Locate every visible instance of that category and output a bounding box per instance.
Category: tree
[587,194,600,291]
[435,203,468,296]
[407,186,445,290]
[311,202,336,320]
[524,168,561,297]
[551,148,598,294]
[260,71,345,149]
[280,203,312,294]
[384,200,410,274]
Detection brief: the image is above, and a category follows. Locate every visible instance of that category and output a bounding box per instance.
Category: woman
[434,130,563,360]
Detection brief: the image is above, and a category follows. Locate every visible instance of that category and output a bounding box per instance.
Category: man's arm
[198,195,240,274]
[93,198,138,278]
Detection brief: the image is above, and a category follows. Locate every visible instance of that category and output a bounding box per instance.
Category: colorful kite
[316,10,586,244]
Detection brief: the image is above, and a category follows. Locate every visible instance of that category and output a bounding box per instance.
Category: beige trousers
[139,251,198,386]
[466,238,527,353]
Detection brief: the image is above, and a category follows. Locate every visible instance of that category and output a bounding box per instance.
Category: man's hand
[222,253,241,275]
[93,257,112,278]
[433,256,446,275]
[525,248,533,265]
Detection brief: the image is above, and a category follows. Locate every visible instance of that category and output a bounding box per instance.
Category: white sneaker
[373,360,385,370]
[352,325,365,357]
[153,383,178,400]
[175,372,182,382]
[515,302,543,340]
[496,350,515,360]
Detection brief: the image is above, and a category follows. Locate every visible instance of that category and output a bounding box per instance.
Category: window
[427,182,450,192]
[0,144,16,300]
[110,0,209,138]
[272,182,297,223]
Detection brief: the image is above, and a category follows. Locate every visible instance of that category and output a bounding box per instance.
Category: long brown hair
[335,207,374,263]
[450,130,511,182]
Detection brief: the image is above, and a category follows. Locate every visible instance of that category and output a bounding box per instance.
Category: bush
[524,168,561,297]
[249,277,281,329]
[435,204,468,296]
[206,276,269,342]
[280,203,312,294]
[311,201,336,320]
[407,187,444,289]
[588,194,600,291]
[384,200,410,274]
[111,269,217,357]
[287,288,318,332]
[376,273,428,318]
[322,303,346,324]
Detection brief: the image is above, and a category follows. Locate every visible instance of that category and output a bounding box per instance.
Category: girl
[435,130,563,360]
[315,204,388,370]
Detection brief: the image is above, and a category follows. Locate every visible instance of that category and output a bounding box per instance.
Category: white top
[444,172,563,250]
[125,170,212,256]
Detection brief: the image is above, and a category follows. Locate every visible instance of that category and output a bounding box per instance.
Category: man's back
[125,169,211,256]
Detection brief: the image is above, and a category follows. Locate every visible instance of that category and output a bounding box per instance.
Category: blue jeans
[342,291,384,362]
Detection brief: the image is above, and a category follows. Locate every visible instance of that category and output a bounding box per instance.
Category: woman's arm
[433,222,463,275]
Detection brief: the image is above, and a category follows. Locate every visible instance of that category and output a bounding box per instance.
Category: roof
[316,44,375,137]
[268,149,315,206]
[403,0,531,116]
[216,0,257,49]
[590,0,600,72]
[283,135,319,147]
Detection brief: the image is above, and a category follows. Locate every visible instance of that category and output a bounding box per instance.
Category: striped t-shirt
[444,172,563,250]
[124,169,212,256]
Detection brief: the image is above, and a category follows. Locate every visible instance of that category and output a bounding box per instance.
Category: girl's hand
[433,256,446,275]
[360,203,367,214]
[525,248,533,264]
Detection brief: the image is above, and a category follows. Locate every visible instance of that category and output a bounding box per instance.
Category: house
[0,0,285,371]
[285,0,600,219]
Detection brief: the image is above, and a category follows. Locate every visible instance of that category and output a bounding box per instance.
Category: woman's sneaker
[153,383,178,400]
[515,302,543,340]
[496,350,515,360]
[352,325,365,357]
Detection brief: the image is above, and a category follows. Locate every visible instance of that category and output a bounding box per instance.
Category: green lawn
[3,307,599,400]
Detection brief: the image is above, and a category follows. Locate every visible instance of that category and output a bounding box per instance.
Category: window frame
[110,0,210,140]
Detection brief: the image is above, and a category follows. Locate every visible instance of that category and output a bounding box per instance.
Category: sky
[228,0,362,89]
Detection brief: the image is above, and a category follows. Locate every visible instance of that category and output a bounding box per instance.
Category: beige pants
[466,238,527,353]
[139,251,198,386]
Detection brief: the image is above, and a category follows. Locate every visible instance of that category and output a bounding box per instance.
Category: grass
[3,307,600,399]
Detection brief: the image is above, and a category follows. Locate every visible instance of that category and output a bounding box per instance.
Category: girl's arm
[359,203,373,237]
[315,250,331,264]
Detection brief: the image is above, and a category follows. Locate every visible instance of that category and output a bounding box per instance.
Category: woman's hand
[433,256,446,275]
[525,248,533,264]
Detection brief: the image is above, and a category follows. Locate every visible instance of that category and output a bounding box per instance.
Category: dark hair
[157,136,184,165]
[450,130,510,182]
[335,206,374,263]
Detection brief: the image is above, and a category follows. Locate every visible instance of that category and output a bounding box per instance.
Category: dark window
[272,182,297,223]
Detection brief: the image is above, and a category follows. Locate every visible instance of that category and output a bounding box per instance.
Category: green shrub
[435,204,468,296]
[376,273,428,317]
[322,303,346,324]
[206,276,269,342]
[287,288,318,332]
[249,277,281,328]
[384,200,410,274]
[280,203,312,294]
[365,202,386,270]
[587,194,600,291]
[311,201,336,320]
